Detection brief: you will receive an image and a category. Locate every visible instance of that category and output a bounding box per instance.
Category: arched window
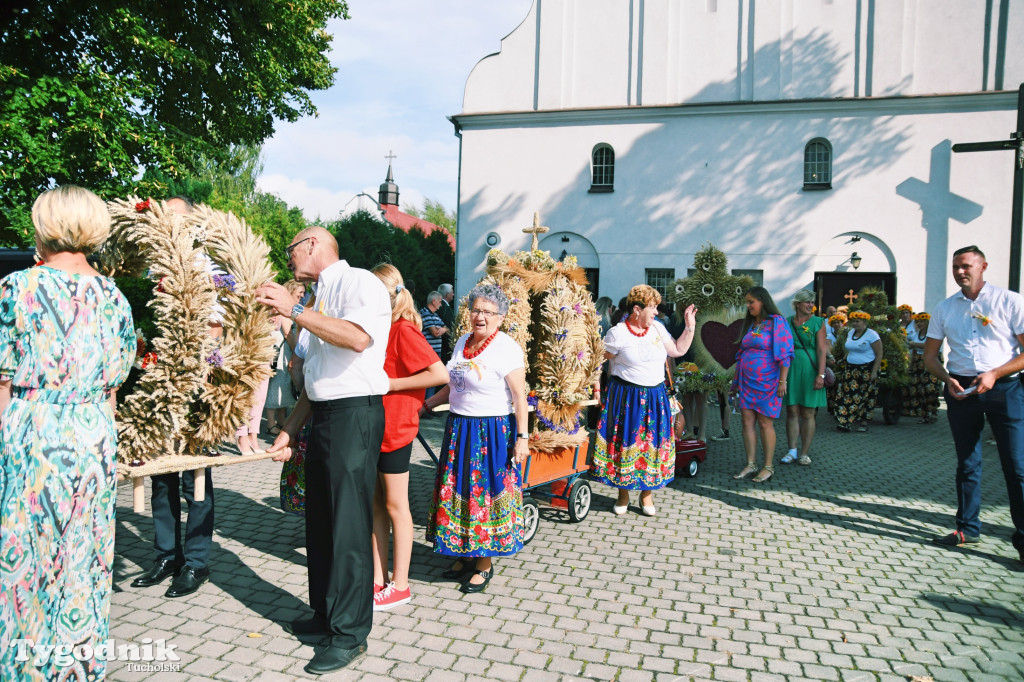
[590,144,614,193]
[803,138,832,190]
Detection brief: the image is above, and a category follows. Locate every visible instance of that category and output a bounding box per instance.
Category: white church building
[450,0,1024,312]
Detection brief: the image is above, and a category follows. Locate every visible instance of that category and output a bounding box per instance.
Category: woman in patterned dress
[782,290,827,466]
[905,312,942,423]
[0,186,135,681]
[592,285,697,516]
[730,287,794,483]
[423,284,529,594]
[833,311,883,432]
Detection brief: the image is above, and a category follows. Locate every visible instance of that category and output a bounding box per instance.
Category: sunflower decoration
[99,199,276,466]
[460,243,603,452]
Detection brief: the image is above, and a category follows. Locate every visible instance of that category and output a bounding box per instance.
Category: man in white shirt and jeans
[258,226,391,674]
[924,245,1024,567]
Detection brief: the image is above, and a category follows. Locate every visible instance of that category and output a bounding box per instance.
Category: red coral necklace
[463,330,499,359]
[625,318,650,337]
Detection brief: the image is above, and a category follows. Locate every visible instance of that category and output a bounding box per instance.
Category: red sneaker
[374,583,384,594]
[373,582,411,611]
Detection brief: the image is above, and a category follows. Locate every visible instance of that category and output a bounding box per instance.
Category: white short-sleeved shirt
[845,328,880,365]
[603,320,674,386]
[906,325,927,355]
[446,332,525,416]
[928,282,1024,375]
[294,329,310,361]
[826,325,837,345]
[303,260,391,400]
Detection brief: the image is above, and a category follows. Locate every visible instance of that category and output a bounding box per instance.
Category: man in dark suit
[437,282,456,362]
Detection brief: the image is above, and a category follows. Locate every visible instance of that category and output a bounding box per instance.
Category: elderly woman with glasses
[592,284,697,517]
[421,284,529,594]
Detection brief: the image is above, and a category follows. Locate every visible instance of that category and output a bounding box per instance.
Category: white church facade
[450,0,1024,312]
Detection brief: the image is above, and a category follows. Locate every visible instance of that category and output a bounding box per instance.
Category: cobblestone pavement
[109,403,1024,681]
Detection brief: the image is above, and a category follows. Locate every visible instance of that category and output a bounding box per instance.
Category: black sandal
[460,568,493,594]
[441,561,475,580]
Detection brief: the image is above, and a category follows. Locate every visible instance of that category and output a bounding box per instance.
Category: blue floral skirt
[427,413,523,557]
[279,420,311,516]
[592,377,675,490]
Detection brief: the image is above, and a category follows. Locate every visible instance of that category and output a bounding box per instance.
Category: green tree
[0,0,348,246]
[403,197,457,237]
[330,210,454,302]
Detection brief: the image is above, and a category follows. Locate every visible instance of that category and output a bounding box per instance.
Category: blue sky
[258,0,533,222]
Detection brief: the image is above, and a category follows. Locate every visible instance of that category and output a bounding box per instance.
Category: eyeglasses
[285,237,312,256]
[470,309,501,318]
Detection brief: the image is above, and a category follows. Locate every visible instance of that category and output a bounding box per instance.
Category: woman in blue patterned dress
[423,284,529,594]
[730,287,794,483]
[0,186,135,681]
[592,285,697,517]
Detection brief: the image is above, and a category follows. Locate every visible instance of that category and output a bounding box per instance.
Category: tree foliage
[330,210,454,303]
[403,197,457,237]
[0,0,348,245]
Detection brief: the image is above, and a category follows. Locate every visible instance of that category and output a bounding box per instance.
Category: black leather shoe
[282,615,331,637]
[932,530,981,547]
[130,559,183,588]
[164,566,209,598]
[304,638,366,675]
[460,568,493,594]
[441,560,476,580]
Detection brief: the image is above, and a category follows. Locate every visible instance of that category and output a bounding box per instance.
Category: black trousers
[150,469,215,569]
[306,395,384,646]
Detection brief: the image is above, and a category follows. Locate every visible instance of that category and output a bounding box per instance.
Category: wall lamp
[841,252,862,270]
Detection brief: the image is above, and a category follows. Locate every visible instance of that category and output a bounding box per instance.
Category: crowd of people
[2,186,1023,678]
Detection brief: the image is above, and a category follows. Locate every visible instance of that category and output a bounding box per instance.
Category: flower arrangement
[972,312,992,327]
[839,287,910,388]
[848,310,871,320]
[828,313,847,325]
[913,312,930,321]
[897,304,913,313]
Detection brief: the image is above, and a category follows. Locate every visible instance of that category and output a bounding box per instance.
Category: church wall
[461,0,1024,113]
[454,96,1017,314]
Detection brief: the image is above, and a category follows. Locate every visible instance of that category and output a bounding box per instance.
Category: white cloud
[259,1,533,218]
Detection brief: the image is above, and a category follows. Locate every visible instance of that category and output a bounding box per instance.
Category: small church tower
[378,162,400,207]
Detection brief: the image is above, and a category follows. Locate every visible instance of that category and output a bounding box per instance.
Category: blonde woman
[369,264,449,610]
[265,280,306,434]
[0,186,136,680]
[782,290,827,466]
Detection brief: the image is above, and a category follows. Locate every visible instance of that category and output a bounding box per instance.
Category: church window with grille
[590,144,615,192]
[803,138,832,190]
[645,268,675,298]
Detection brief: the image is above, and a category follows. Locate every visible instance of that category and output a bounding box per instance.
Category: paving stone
[109,420,1024,680]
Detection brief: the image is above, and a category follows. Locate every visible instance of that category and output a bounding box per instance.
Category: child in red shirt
[370,265,449,610]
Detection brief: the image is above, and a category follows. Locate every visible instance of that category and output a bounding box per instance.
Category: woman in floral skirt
[834,310,883,432]
[423,284,529,594]
[905,312,942,423]
[592,285,697,516]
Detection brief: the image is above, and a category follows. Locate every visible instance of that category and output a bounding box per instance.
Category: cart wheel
[882,386,902,425]
[680,456,699,478]
[520,497,540,545]
[567,479,592,522]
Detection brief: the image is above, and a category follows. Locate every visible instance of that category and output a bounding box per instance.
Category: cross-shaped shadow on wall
[896,140,984,309]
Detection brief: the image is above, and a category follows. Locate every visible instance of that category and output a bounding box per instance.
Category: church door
[814,272,897,311]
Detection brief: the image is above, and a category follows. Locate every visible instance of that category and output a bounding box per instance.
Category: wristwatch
[819,374,826,379]
[290,303,305,321]
[517,433,529,440]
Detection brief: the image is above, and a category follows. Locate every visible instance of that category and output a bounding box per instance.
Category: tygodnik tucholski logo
[9,637,181,672]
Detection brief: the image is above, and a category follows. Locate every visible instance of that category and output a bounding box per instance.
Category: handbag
[665,359,682,417]
[789,317,834,388]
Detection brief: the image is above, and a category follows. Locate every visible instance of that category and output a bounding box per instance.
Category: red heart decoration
[700,320,743,370]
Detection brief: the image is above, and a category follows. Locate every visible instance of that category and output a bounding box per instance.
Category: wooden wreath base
[117,450,281,512]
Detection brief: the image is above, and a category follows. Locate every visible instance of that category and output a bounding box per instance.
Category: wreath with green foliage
[832,287,911,389]
[99,199,275,462]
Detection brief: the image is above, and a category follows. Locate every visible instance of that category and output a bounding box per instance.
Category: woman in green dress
[782,289,827,466]
[0,186,135,680]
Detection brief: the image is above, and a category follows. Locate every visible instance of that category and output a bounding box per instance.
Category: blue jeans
[944,375,1024,551]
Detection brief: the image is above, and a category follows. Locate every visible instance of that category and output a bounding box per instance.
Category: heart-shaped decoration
[700,320,743,370]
